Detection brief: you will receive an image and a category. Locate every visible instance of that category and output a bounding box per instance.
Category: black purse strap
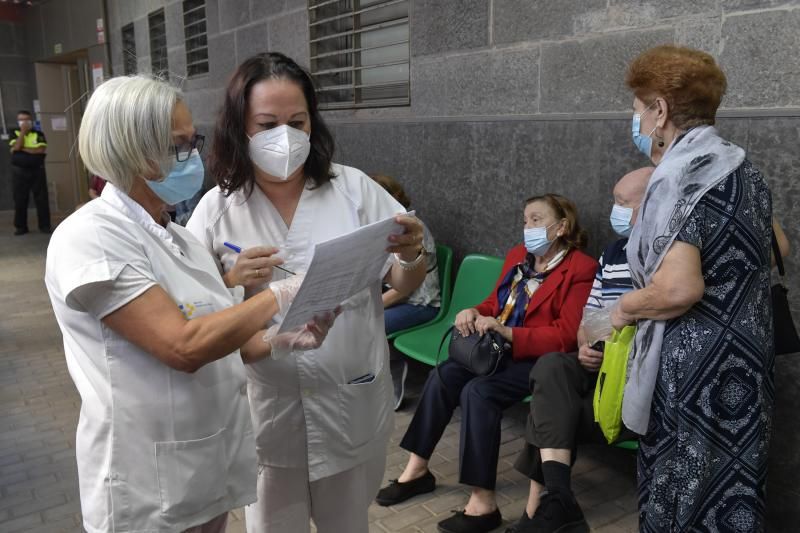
[773,231,785,277]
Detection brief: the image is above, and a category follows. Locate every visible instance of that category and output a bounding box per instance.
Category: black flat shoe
[518,489,589,533]
[375,470,436,506]
[14,228,28,236]
[437,508,502,533]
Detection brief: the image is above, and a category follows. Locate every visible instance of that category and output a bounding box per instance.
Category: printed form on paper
[277,211,415,333]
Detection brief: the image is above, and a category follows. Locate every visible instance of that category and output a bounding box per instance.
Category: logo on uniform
[178,302,196,319]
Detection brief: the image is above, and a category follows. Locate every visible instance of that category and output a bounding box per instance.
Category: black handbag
[436,325,511,377]
[772,232,800,355]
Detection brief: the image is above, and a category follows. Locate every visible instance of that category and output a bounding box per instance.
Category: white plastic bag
[581,306,614,346]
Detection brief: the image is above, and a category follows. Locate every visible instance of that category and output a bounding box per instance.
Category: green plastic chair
[387,244,454,341]
[393,254,504,366]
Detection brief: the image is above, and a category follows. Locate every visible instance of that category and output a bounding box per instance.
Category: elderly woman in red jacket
[375,193,598,533]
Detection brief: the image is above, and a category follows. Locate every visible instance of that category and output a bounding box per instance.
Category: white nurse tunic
[45,184,257,533]
[186,164,401,482]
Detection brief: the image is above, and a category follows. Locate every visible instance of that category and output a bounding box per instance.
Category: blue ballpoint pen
[223,241,296,276]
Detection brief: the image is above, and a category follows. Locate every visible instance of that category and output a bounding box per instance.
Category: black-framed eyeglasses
[173,134,205,162]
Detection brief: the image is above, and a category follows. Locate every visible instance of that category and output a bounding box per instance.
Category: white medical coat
[45,184,256,533]
[186,164,399,481]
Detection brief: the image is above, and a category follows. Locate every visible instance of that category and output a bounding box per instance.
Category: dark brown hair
[626,45,727,129]
[209,52,336,195]
[524,193,588,250]
[370,174,411,209]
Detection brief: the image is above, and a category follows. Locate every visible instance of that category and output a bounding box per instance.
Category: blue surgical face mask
[631,102,657,158]
[147,149,204,205]
[610,204,634,237]
[524,222,557,256]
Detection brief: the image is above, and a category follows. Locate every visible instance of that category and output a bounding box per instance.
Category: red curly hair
[626,45,727,129]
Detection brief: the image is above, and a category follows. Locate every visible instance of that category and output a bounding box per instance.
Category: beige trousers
[244,452,386,533]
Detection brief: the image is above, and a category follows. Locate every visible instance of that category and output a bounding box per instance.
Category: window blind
[148,8,169,77]
[183,0,209,77]
[122,23,137,75]
[309,0,410,109]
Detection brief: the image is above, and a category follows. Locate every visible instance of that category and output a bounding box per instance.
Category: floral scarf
[496,249,568,327]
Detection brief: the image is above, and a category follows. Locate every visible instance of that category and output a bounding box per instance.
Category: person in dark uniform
[9,110,51,235]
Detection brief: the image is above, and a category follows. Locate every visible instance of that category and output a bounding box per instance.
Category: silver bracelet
[394,249,426,271]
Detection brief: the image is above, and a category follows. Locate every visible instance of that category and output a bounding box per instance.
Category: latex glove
[268,273,305,316]
[263,310,339,360]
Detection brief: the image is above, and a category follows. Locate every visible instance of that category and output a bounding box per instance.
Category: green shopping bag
[593,325,636,444]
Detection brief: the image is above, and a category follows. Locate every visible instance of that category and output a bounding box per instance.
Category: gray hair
[78,75,180,193]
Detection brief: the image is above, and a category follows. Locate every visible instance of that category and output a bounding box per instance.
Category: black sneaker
[437,508,502,533]
[505,510,534,532]
[518,489,589,533]
[391,358,408,411]
[14,228,28,236]
[375,470,436,506]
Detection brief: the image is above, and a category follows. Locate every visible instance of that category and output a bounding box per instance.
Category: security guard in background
[9,110,51,235]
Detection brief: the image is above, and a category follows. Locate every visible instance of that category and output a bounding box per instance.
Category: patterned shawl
[623,125,745,435]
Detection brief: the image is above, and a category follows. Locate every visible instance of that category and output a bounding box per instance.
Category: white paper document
[277,212,413,333]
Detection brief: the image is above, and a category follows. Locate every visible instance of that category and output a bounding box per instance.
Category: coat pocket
[337,369,391,448]
[155,427,228,518]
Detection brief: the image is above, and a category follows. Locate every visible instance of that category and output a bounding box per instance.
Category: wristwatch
[394,247,428,271]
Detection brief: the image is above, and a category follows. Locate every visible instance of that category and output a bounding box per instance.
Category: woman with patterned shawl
[376,194,598,533]
[611,45,774,531]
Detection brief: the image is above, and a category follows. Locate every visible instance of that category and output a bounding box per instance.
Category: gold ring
[256,269,262,278]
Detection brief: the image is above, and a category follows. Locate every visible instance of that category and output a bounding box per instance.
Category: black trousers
[513,352,608,484]
[400,358,534,490]
[12,165,51,231]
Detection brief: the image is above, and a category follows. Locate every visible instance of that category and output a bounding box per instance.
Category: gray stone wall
[106,0,308,137]
[102,1,800,527]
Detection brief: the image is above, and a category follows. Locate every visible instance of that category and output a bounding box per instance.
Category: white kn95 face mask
[248,124,311,181]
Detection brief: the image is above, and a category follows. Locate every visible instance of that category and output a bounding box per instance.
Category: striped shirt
[585,238,633,310]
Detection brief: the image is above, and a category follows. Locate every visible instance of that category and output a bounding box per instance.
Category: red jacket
[474,245,598,361]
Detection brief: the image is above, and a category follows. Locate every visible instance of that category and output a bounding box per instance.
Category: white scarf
[622,125,745,435]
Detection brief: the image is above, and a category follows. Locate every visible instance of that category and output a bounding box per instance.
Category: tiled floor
[0,213,639,532]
